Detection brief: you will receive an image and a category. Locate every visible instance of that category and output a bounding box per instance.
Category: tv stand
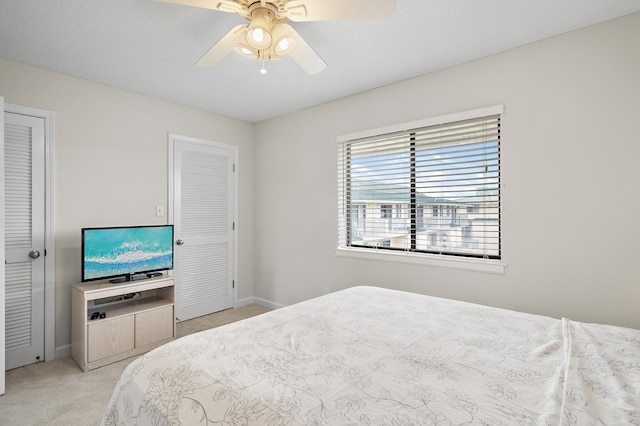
[109,272,160,284]
[71,276,175,371]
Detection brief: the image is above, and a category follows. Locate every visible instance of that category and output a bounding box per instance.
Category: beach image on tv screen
[83,226,173,280]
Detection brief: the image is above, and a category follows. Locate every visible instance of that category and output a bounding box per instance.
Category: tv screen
[82,225,174,282]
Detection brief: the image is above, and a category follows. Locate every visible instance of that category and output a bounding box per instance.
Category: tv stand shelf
[71,276,175,372]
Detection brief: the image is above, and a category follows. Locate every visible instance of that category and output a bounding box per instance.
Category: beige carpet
[0,304,271,426]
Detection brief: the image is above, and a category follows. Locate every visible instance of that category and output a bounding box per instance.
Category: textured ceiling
[1,0,639,122]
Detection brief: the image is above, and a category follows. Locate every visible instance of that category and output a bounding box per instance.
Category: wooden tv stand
[71,276,175,372]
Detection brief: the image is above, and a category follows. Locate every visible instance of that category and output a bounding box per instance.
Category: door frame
[4,103,56,364]
[167,133,239,312]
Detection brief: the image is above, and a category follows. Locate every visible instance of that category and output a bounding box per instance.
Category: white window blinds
[338,112,501,260]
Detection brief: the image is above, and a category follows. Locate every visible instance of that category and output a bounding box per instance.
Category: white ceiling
[1,1,639,122]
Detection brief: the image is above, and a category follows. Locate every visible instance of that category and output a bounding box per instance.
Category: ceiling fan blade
[154,0,244,13]
[196,24,246,67]
[283,24,327,75]
[285,0,395,22]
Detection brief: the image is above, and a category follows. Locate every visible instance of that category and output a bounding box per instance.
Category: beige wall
[253,12,640,329]
[0,58,255,354]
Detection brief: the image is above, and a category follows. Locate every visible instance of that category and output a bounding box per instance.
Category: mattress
[101,286,640,425]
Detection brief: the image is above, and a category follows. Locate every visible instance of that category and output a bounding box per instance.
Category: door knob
[176,239,184,246]
[29,250,41,259]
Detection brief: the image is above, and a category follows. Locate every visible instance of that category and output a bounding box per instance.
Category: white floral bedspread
[102,286,640,425]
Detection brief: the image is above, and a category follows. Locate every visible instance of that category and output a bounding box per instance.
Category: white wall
[253,12,640,329]
[0,59,255,354]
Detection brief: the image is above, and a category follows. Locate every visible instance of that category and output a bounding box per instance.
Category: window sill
[335,247,506,275]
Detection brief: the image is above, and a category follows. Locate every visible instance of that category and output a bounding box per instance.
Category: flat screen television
[81,224,174,282]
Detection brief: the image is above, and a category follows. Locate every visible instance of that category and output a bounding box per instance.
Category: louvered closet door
[4,112,45,370]
[172,137,235,321]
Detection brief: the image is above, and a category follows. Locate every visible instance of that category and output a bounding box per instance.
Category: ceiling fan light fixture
[253,27,266,43]
[246,8,274,50]
[235,45,255,58]
[276,37,293,54]
[246,26,271,49]
[271,24,297,56]
[180,0,396,74]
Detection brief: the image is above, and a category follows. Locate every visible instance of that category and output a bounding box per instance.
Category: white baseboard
[236,297,255,308]
[237,296,284,310]
[55,344,71,360]
[254,297,285,310]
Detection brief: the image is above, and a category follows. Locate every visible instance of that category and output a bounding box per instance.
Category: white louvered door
[4,112,45,370]
[170,135,236,321]
[1,96,4,394]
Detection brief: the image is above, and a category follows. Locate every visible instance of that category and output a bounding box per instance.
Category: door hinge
[233,280,235,289]
[232,222,235,230]
[233,163,236,172]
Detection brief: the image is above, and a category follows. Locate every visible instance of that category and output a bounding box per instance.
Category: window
[338,107,501,261]
[350,204,366,237]
[462,226,471,242]
[417,205,424,229]
[381,204,392,219]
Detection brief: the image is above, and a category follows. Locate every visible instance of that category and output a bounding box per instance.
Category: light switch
[156,205,164,217]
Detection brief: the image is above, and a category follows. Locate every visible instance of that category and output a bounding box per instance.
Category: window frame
[337,105,506,274]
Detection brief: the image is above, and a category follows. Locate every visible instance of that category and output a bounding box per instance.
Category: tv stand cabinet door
[135,306,174,347]
[87,316,135,363]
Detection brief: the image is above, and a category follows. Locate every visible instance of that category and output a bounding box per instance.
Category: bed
[101,286,640,425]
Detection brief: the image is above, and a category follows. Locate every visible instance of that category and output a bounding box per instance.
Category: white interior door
[170,134,237,321]
[4,111,46,370]
[1,95,5,394]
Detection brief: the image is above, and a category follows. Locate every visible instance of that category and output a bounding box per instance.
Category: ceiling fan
[155,0,396,74]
